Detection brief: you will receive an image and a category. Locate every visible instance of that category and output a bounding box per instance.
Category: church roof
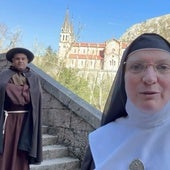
[69,54,104,60]
[72,42,105,48]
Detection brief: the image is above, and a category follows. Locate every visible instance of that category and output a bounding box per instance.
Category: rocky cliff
[119,14,170,42]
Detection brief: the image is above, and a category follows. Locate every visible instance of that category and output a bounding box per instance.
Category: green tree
[58,67,91,102]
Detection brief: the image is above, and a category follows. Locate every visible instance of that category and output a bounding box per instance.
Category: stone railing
[0,53,102,162]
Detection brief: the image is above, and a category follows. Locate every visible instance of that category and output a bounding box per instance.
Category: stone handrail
[29,64,102,129]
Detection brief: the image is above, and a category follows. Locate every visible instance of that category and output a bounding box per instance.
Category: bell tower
[58,9,75,59]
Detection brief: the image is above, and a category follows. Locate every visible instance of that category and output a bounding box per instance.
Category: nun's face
[125,49,170,113]
[12,53,28,71]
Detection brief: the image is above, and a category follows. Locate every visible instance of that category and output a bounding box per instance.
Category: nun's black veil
[101,46,129,125]
[81,33,170,170]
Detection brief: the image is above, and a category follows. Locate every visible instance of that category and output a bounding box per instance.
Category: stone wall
[0,53,102,161]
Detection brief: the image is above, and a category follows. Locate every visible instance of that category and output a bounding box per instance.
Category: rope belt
[3,110,28,134]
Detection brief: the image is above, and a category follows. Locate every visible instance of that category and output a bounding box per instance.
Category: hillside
[119,14,170,43]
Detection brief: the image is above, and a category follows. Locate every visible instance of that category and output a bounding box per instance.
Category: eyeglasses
[124,61,170,74]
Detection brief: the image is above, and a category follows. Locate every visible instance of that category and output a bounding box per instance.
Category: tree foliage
[33,47,92,103]
[0,23,22,52]
[33,47,112,111]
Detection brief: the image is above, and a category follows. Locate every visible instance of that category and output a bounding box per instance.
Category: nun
[81,33,170,170]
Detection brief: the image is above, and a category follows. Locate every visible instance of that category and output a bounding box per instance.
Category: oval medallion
[129,159,144,170]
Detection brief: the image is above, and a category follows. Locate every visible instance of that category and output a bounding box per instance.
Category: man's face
[12,53,28,71]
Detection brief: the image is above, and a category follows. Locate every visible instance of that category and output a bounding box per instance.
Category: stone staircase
[30,126,80,170]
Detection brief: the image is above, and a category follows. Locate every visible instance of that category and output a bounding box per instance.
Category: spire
[62,8,73,34]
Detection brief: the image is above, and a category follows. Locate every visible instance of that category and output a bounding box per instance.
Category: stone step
[30,157,80,170]
[42,125,48,134]
[43,144,68,160]
[30,127,80,170]
[42,134,58,146]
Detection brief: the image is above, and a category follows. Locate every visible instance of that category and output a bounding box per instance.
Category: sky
[0,0,170,53]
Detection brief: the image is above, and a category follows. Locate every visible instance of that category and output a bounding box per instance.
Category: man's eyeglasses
[124,61,170,74]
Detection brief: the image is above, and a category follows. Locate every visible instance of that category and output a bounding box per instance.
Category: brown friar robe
[0,67,42,164]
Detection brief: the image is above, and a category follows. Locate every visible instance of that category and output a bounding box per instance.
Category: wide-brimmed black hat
[6,47,34,63]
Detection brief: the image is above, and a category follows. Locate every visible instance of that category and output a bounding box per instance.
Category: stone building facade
[58,9,127,71]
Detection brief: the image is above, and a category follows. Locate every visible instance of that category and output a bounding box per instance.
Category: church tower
[58,9,75,59]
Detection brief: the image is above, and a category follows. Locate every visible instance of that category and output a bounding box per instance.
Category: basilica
[58,9,128,72]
